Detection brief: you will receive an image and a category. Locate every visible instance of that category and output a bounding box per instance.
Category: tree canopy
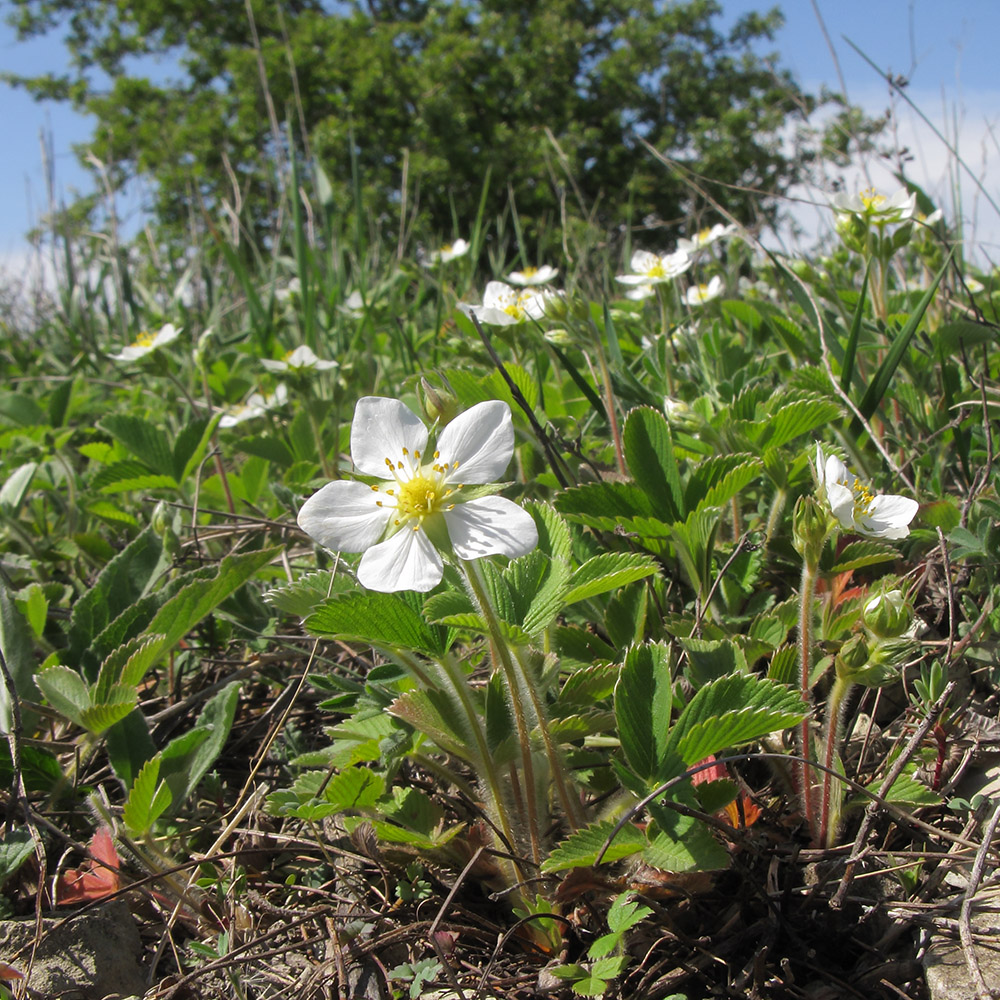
[7,0,833,249]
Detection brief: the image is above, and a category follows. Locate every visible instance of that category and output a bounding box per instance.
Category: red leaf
[55,826,121,906]
[0,962,23,981]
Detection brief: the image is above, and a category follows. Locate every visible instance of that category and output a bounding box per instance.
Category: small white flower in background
[683,275,724,306]
[109,323,181,363]
[678,223,738,254]
[219,384,288,428]
[965,276,985,294]
[814,444,918,540]
[624,283,656,301]
[918,208,943,226]
[261,345,338,373]
[339,289,366,318]
[275,277,301,303]
[507,264,559,287]
[423,238,470,266]
[615,249,692,286]
[830,187,916,225]
[458,281,553,326]
[297,397,538,593]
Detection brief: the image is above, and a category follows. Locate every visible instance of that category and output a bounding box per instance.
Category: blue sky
[2,1,999,267]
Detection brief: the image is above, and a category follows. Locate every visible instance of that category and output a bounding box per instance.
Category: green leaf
[606,892,653,934]
[935,319,998,348]
[35,666,91,729]
[665,673,808,766]
[642,813,729,871]
[0,742,62,794]
[172,416,219,485]
[554,481,657,532]
[322,766,386,810]
[505,549,571,636]
[622,406,683,521]
[389,689,481,762]
[0,581,39,732]
[824,539,898,574]
[78,688,139,735]
[614,642,675,781]
[541,821,648,872]
[753,399,843,451]
[0,462,37,511]
[526,501,572,564]
[0,828,36,882]
[684,456,763,514]
[680,637,748,687]
[308,590,448,656]
[99,414,175,477]
[0,391,46,427]
[123,755,173,837]
[159,681,242,810]
[841,260,870,392]
[564,552,660,606]
[856,251,951,422]
[92,460,178,494]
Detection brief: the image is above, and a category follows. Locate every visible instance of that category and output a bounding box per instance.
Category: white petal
[260,358,287,371]
[629,250,658,274]
[860,495,918,539]
[350,397,428,477]
[445,496,538,560]
[297,480,392,552]
[435,401,514,484]
[357,526,443,592]
[825,481,856,529]
[459,303,521,326]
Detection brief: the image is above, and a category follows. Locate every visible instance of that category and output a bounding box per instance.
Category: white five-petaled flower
[297,397,538,593]
[814,444,918,540]
[219,384,289,428]
[830,187,916,225]
[261,345,338,373]
[423,238,470,266]
[339,289,366,318]
[109,323,181,362]
[683,275,724,306]
[275,277,301,303]
[458,281,553,326]
[615,249,692,286]
[507,264,559,287]
[677,223,738,254]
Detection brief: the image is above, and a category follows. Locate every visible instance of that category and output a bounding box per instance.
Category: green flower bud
[863,589,912,638]
[419,377,460,427]
[835,634,870,681]
[853,637,918,687]
[792,495,830,566]
[889,220,914,253]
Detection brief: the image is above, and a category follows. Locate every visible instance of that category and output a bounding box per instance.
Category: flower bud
[863,589,912,638]
[835,213,868,254]
[419,377,460,426]
[193,327,214,369]
[835,634,870,681]
[889,220,914,253]
[792,495,830,565]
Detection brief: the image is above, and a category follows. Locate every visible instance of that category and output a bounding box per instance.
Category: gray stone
[0,899,146,999]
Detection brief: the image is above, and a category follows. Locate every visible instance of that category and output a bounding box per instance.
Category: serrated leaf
[559,663,620,706]
[99,414,175,477]
[94,634,166,704]
[1,581,39,733]
[92,461,178,494]
[606,892,653,934]
[825,539,898,574]
[123,755,173,837]
[526,501,572,564]
[541,821,647,872]
[614,642,675,781]
[389,689,481,762]
[622,406,683,521]
[935,319,998,348]
[642,814,729,871]
[323,766,386,810]
[665,673,808,766]
[308,590,448,656]
[564,552,660,605]
[755,399,842,451]
[554,481,656,524]
[79,688,138,735]
[680,637,748,687]
[36,666,90,729]
[877,764,941,807]
[506,549,571,635]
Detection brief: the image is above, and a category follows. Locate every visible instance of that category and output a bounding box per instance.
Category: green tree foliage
[7,0,827,246]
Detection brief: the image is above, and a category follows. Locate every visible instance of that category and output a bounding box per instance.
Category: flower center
[860,188,886,212]
[847,475,876,519]
[441,243,453,254]
[133,331,155,348]
[698,227,711,242]
[373,449,460,529]
[522,266,538,277]
[646,262,666,278]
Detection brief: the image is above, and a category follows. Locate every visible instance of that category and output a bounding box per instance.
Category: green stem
[463,560,542,866]
[591,332,626,477]
[765,487,787,547]
[798,559,818,839]
[819,673,851,848]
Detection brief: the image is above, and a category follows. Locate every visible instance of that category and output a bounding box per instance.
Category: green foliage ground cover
[0,10,998,989]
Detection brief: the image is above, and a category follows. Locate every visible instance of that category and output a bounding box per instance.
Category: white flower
[219,384,288,427]
[965,276,985,294]
[683,275,724,306]
[275,277,301,303]
[297,397,538,592]
[423,238,470,266]
[458,281,553,326]
[261,345,338,373]
[507,264,559,286]
[615,249,692,286]
[624,284,656,301]
[677,223,738,253]
[109,323,181,362]
[339,290,366,318]
[814,444,918,540]
[830,187,916,225]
